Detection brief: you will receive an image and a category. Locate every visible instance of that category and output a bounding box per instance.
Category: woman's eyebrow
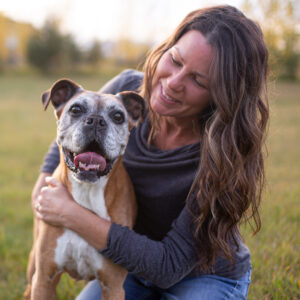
[173,46,209,80]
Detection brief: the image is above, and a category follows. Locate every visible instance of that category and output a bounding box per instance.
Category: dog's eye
[70,105,82,114]
[111,111,125,124]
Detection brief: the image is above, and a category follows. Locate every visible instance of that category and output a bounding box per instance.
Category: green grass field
[0,74,299,299]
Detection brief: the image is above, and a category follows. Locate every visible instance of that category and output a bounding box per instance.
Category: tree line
[26,19,103,74]
[242,0,299,80]
[25,18,150,75]
[1,0,299,80]
[24,2,300,80]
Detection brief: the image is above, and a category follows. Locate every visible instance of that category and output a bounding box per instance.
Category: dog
[24,79,145,300]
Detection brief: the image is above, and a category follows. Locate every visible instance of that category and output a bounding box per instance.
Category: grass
[241,81,300,300]
[0,74,299,299]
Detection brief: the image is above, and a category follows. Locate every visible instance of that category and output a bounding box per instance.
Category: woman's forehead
[172,30,214,77]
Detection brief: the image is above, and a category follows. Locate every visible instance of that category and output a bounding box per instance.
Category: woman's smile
[150,30,213,121]
[160,84,181,105]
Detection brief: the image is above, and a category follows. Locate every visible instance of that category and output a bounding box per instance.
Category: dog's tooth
[79,162,86,168]
[78,161,101,171]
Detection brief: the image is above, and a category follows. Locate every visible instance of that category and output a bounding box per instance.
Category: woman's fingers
[31,172,51,212]
[45,176,60,187]
[34,178,75,227]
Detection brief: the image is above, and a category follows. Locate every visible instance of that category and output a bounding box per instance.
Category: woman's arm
[35,177,197,289]
[41,140,60,174]
[99,69,143,94]
[101,207,198,288]
[35,177,111,249]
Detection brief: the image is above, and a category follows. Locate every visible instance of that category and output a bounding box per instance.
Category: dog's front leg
[24,217,40,300]
[97,258,127,300]
[30,224,62,300]
[23,246,36,300]
[30,258,61,300]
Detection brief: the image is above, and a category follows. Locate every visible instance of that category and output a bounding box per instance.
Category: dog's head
[42,78,145,183]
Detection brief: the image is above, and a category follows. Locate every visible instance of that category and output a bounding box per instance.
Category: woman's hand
[34,176,111,249]
[35,176,76,227]
[31,172,51,215]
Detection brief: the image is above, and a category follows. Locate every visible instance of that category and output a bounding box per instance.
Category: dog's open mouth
[63,141,113,179]
[74,152,106,172]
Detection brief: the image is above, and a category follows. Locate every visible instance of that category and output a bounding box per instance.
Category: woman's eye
[194,78,203,87]
[192,76,207,89]
[70,105,82,114]
[111,111,124,124]
[171,54,181,66]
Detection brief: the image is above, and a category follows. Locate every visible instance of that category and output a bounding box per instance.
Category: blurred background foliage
[0,12,149,75]
[0,0,299,79]
[242,0,299,80]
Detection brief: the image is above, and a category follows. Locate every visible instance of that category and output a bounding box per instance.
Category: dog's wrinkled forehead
[62,91,126,116]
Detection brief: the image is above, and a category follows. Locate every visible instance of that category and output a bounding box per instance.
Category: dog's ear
[116,91,146,124]
[42,79,83,113]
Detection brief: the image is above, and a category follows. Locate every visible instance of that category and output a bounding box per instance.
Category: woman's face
[150,30,214,122]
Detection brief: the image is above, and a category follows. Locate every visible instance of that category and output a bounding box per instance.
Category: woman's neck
[152,116,201,150]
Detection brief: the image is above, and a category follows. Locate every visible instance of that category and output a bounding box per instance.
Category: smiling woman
[149,30,213,149]
[29,4,269,300]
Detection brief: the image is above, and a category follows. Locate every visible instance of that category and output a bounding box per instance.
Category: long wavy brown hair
[140,5,269,271]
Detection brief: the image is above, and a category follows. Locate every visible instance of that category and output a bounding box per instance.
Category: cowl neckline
[123,117,200,169]
[133,116,201,161]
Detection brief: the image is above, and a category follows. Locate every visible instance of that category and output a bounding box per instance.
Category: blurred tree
[0,13,36,67]
[114,38,150,68]
[86,40,102,66]
[27,19,63,73]
[27,18,82,73]
[64,34,83,65]
[0,57,4,73]
[242,0,300,80]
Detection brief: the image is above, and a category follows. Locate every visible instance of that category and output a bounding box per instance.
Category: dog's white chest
[69,174,110,219]
[54,175,110,280]
[55,230,103,280]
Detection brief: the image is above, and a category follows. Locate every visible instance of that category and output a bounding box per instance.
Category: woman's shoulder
[99,69,144,94]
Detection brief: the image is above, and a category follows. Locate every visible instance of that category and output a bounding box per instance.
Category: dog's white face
[57,91,130,183]
[42,79,145,183]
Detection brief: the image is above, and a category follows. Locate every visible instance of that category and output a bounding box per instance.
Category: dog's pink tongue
[74,152,106,172]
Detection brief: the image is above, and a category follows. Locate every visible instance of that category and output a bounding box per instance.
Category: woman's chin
[150,99,175,117]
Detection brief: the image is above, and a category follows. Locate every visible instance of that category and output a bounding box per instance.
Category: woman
[33,5,269,299]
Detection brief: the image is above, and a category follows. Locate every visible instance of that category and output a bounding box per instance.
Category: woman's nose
[167,70,184,92]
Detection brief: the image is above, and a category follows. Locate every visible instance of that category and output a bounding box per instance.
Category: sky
[0,0,242,46]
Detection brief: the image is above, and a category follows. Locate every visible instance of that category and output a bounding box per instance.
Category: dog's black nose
[85,116,107,128]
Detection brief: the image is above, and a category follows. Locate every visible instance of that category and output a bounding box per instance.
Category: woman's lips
[160,85,181,105]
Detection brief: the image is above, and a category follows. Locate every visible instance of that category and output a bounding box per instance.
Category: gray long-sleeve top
[41,70,251,289]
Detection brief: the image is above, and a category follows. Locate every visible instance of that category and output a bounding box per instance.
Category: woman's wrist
[61,198,82,228]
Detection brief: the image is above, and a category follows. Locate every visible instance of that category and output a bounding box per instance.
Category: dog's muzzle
[62,140,114,182]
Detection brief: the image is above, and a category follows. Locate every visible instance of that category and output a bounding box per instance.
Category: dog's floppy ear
[42,79,83,112]
[116,91,146,124]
